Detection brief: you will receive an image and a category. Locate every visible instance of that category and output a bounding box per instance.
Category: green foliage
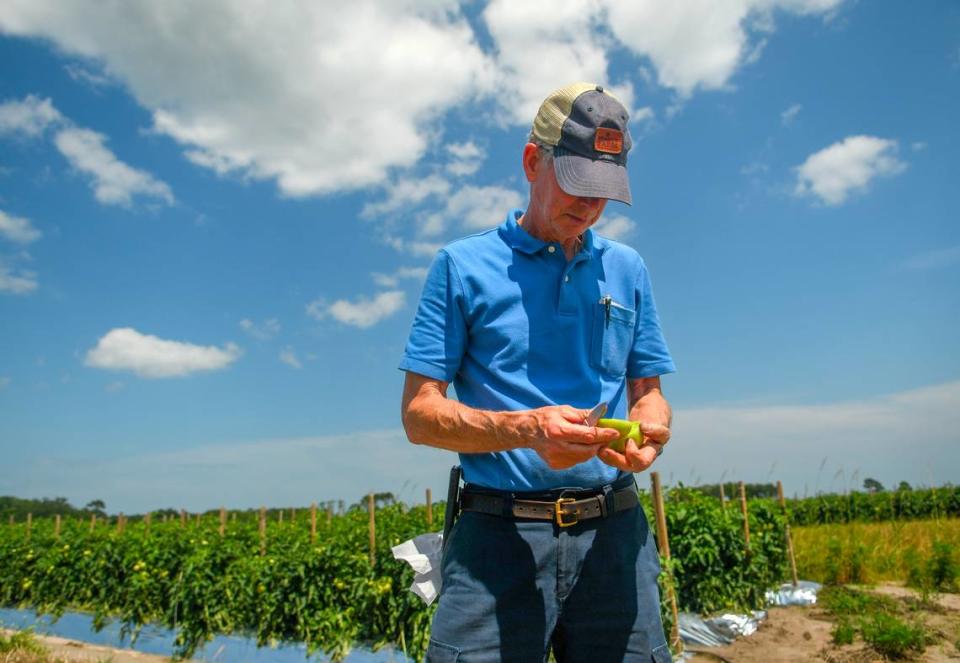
[0,497,82,521]
[820,586,932,660]
[2,491,790,661]
[860,613,926,659]
[784,485,960,525]
[649,486,786,615]
[0,628,46,655]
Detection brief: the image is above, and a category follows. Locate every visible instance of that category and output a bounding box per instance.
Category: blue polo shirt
[400,209,675,491]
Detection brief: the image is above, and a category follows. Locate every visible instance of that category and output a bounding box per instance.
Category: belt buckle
[555,497,578,527]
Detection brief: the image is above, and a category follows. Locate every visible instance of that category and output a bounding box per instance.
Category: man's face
[524,144,608,242]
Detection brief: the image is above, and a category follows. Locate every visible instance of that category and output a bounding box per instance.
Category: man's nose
[575,196,604,210]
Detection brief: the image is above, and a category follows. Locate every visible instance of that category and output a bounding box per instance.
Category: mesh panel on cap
[531,82,597,146]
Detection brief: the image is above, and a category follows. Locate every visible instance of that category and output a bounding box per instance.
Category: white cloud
[794,135,907,206]
[307,290,406,329]
[781,103,802,126]
[0,2,495,197]
[602,0,844,97]
[483,0,637,124]
[0,257,38,294]
[63,63,113,89]
[657,381,960,494]
[446,140,486,177]
[0,209,42,243]
[901,245,960,271]
[423,184,524,236]
[53,127,174,207]
[384,236,445,258]
[0,94,62,137]
[361,175,451,220]
[592,213,635,241]
[84,327,241,378]
[279,347,302,369]
[239,317,281,341]
[371,266,429,288]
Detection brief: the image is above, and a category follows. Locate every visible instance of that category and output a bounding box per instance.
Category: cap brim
[553,147,632,205]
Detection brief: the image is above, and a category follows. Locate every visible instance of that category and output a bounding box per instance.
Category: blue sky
[1,1,958,513]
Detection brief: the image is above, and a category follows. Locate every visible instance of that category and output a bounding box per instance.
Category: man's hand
[526,405,621,470]
[597,421,670,472]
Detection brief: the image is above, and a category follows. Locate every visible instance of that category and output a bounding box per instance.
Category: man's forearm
[628,377,672,428]
[403,386,537,454]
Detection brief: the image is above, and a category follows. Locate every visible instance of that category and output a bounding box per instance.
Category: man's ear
[521,142,541,183]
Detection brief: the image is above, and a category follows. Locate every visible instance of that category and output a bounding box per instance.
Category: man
[400,82,675,663]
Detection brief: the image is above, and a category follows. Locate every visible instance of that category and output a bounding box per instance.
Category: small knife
[584,402,607,426]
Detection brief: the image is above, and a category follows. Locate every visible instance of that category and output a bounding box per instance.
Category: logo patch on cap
[594,128,623,155]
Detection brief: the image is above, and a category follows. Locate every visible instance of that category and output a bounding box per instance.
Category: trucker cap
[531,82,633,205]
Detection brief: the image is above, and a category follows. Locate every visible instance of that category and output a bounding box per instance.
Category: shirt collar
[499,208,600,258]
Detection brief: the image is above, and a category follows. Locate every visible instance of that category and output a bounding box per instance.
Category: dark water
[0,607,411,663]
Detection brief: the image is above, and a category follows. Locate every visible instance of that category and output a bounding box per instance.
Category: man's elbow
[401,405,430,446]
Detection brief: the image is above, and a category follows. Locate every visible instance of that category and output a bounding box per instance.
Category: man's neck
[518,212,582,260]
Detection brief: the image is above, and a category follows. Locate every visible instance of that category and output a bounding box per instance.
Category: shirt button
[564,275,570,282]
[547,246,556,253]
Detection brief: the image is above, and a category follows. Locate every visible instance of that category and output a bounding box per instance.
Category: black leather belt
[460,480,639,528]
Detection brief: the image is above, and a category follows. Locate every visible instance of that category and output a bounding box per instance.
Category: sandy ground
[1,629,185,663]
[685,583,960,663]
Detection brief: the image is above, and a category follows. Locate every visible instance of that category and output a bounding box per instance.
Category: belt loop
[600,484,614,518]
[502,493,515,518]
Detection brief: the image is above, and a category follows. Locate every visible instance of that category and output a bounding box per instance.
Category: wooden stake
[426,488,433,527]
[290,508,295,523]
[90,513,96,532]
[232,512,237,523]
[368,493,376,567]
[327,503,333,526]
[55,514,61,539]
[117,513,125,534]
[650,472,681,653]
[26,513,32,541]
[739,481,751,551]
[219,507,226,537]
[777,481,799,587]
[180,510,186,527]
[310,502,317,545]
[194,513,200,526]
[719,483,726,509]
[145,513,152,536]
[259,506,266,557]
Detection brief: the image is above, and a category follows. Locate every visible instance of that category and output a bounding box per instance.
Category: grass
[0,629,113,663]
[792,517,960,585]
[819,586,932,659]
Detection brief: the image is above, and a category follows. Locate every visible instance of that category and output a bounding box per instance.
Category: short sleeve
[627,258,676,379]
[398,249,468,382]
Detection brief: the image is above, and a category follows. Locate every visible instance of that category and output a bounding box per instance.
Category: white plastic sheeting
[765,580,822,606]
[391,532,444,605]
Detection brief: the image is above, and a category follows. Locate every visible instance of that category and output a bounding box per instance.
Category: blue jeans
[425,482,672,663]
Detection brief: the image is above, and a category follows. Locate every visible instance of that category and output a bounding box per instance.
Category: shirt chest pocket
[590,298,636,377]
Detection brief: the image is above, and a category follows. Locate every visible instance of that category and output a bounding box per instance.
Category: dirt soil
[685,583,960,663]
[1,629,188,663]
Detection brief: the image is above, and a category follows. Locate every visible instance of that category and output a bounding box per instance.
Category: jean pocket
[590,297,636,376]
[425,638,461,662]
[651,642,672,663]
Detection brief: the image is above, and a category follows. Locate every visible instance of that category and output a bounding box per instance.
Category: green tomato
[596,418,641,453]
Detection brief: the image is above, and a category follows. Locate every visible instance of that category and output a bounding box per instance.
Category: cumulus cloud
[0,257,38,295]
[0,209,41,244]
[446,141,485,177]
[781,103,802,126]
[53,128,174,207]
[0,2,495,197]
[84,327,241,378]
[0,94,62,137]
[794,135,907,206]
[239,317,281,341]
[423,184,523,236]
[371,266,429,288]
[602,0,844,97]
[361,175,451,220]
[307,290,406,329]
[592,213,635,241]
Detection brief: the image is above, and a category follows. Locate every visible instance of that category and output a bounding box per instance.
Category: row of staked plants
[778,485,960,525]
[1,488,787,661]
